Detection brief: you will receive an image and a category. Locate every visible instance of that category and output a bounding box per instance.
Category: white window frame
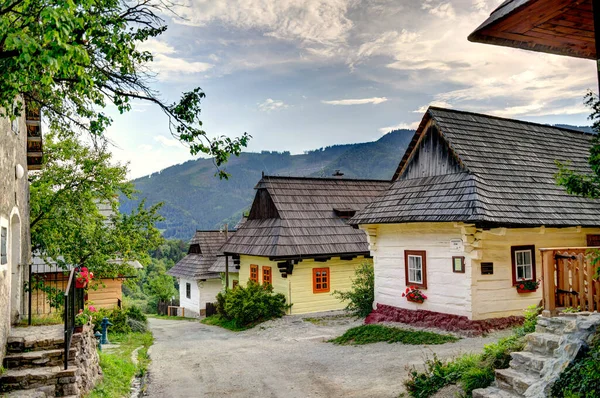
[514,249,533,281]
[407,255,423,285]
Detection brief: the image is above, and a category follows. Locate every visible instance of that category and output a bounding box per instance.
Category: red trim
[313,267,330,293]
[404,250,427,289]
[262,266,272,285]
[510,245,536,286]
[250,264,259,283]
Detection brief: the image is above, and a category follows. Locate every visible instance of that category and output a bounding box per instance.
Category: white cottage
[351,107,600,323]
[168,230,235,317]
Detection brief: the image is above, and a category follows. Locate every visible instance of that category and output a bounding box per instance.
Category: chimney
[332,170,344,177]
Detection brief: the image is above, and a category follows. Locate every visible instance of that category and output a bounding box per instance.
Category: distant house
[0,99,43,363]
[351,107,600,321]
[168,231,235,317]
[29,257,143,314]
[221,175,390,314]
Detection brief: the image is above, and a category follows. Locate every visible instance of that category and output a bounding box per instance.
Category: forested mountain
[121,129,415,239]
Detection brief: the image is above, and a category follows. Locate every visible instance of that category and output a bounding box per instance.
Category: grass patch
[201,314,253,331]
[88,332,153,398]
[329,325,459,346]
[146,314,193,321]
[18,313,63,326]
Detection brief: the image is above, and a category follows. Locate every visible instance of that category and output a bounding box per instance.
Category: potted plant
[75,267,93,288]
[402,286,427,303]
[75,311,89,333]
[516,279,540,293]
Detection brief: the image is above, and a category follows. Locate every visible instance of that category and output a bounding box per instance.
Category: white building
[168,231,235,317]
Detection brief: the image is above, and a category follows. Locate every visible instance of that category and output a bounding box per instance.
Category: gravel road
[145,314,510,398]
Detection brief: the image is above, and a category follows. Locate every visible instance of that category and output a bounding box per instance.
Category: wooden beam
[541,250,556,316]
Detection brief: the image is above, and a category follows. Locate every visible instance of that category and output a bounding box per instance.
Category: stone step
[7,325,65,354]
[535,316,573,335]
[495,368,538,395]
[3,348,77,370]
[472,386,522,398]
[509,351,551,374]
[525,332,561,356]
[0,366,77,393]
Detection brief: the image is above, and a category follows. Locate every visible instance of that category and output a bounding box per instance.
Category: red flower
[519,284,525,289]
[405,287,410,293]
[402,293,406,297]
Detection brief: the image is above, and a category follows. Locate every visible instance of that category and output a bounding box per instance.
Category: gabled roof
[468,0,595,60]
[351,107,600,227]
[221,176,390,259]
[168,230,232,279]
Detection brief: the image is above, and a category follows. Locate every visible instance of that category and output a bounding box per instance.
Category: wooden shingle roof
[351,107,600,227]
[221,176,390,259]
[168,230,232,279]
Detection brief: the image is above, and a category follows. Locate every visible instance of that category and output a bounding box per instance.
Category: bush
[217,281,289,328]
[551,332,600,398]
[404,306,537,397]
[127,318,148,333]
[125,305,147,323]
[333,261,374,318]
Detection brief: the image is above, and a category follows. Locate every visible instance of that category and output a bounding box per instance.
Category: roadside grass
[88,332,153,398]
[18,313,63,327]
[146,314,193,321]
[201,314,253,331]
[329,324,459,346]
[303,314,354,326]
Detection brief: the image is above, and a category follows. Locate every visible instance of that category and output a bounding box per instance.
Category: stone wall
[67,324,103,396]
[0,102,31,365]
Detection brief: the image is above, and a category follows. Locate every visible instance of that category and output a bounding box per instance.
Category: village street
[145,316,510,398]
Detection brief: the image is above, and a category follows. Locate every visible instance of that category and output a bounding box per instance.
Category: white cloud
[137,38,213,80]
[258,98,289,112]
[322,97,388,105]
[413,101,453,113]
[173,0,353,46]
[379,121,420,134]
[154,136,181,147]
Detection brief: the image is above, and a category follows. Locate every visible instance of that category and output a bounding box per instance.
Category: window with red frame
[250,264,259,282]
[262,266,272,285]
[313,268,330,293]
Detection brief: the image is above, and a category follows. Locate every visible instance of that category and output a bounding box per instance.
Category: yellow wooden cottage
[221,175,390,314]
[351,107,600,323]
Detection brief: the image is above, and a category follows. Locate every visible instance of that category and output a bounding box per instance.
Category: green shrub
[333,261,374,317]
[551,332,600,398]
[514,305,542,336]
[91,307,131,334]
[218,281,289,328]
[460,367,495,395]
[125,305,147,323]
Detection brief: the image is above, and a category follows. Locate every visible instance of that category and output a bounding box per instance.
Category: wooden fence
[541,248,600,315]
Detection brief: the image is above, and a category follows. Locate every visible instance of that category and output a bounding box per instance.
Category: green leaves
[1,0,249,171]
[30,132,164,278]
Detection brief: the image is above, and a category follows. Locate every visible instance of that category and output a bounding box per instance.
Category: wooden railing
[540,247,600,316]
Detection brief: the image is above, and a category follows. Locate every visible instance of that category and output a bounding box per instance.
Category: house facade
[352,107,600,320]
[168,230,233,317]
[0,99,42,362]
[222,176,390,314]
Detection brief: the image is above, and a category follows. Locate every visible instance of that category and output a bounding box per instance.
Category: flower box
[407,296,425,303]
[517,287,537,294]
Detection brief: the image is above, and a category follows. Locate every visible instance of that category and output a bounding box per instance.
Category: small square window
[313,268,330,293]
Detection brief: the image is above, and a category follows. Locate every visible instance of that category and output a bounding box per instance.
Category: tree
[0,0,249,177]
[556,92,600,198]
[333,261,374,318]
[30,131,163,278]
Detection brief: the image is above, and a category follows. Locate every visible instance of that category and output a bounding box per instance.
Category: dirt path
[145,315,509,398]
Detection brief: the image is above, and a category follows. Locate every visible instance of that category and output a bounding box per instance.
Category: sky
[104,0,598,179]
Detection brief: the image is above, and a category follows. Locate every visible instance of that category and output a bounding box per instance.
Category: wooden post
[541,250,556,317]
[224,223,229,290]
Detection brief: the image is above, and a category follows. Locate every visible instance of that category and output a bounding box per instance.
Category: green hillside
[121,129,414,239]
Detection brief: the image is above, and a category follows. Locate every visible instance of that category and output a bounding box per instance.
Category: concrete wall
[0,105,30,363]
[364,223,472,318]
[239,254,365,315]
